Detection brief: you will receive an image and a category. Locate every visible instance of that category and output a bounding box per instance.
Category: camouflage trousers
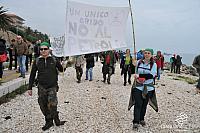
[75,66,83,81]
[38,84,58,120]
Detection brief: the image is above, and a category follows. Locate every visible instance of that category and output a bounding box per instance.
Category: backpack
[137,59,154,72]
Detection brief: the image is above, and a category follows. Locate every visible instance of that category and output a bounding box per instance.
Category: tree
[0,6,13,32]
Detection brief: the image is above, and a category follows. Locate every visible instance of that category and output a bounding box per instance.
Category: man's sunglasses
[40,48,49,51]
[144,52,151,55]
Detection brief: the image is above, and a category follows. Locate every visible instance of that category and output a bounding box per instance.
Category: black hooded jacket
[28,56,64,90]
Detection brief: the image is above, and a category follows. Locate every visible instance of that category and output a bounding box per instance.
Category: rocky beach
[0,61,200,133]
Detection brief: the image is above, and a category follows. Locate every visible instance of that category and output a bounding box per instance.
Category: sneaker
[77,80,81,83]
[89,80,92,81]
[107,81,111,84]
[19,75,23,78]
[85,78,88,80]
[140,120,146,126]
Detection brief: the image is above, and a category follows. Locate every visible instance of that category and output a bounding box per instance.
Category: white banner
[50,36,65,57]
[64,1,130,56]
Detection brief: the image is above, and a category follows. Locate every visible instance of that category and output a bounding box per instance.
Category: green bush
[9,27,25,37]
[26,35,37,42]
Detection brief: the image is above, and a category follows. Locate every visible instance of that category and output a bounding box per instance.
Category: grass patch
[0,84,28,105]
[175,75,197,84]
[173,77,180,80]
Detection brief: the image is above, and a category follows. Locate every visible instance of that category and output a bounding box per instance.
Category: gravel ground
[0,62,200,133]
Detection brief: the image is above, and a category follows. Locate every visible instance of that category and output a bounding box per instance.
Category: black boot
[54,112,66,126]
[42,118,54,131]
[102,79,106,83]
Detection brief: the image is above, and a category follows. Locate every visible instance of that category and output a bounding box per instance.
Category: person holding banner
[74,55,85,83]
[131,48,158,129]
[101,50,115,84]
[28,42,66,131]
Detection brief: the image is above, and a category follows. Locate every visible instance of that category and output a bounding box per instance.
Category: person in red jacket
[154,51,163,80]
[0,39,7,81]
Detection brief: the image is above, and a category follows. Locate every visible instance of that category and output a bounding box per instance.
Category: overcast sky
[1,0,200,54]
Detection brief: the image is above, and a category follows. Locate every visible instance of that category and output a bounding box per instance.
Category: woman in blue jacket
[132,48,157,129]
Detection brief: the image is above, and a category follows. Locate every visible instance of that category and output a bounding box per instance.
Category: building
[5,13,25,30]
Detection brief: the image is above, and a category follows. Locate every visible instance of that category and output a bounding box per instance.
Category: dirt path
[0,62,200,133]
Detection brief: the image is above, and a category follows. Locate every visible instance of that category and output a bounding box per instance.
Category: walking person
[170,54,176,73]
[34,40,41,59]
[14,36,28,78]
[154,51,162,80]
[28,42,66,131]
[0,39,7,81]
[85,53,95,81]
[129,48,158,129]
[175,55,182,74]
[101,50,115,84]
[192,54,200,93]
[74,55,85,83]
[120,49,133,86]
[25,42,34,71]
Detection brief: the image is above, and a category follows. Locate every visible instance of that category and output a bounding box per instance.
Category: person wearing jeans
[85,54,95,81]
[86,68,93,81]
[14,36,28,78]
[154,51,163,80]
[17,55,26,78]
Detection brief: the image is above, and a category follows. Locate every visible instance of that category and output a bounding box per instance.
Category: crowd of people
[68,48,165,129]
[1,36,200,131]
[0,36,42,80]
